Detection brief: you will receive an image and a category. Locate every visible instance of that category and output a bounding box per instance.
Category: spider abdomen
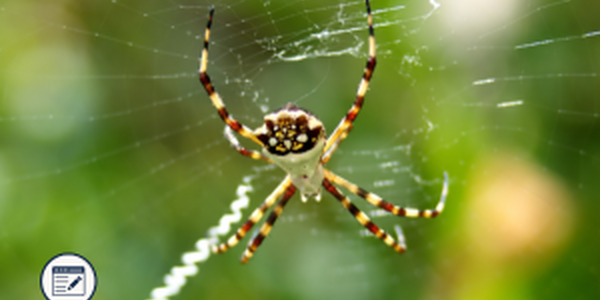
[255,103,327,200]
[255,103,325,156]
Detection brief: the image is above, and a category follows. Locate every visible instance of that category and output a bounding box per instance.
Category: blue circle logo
[40,253,97,300]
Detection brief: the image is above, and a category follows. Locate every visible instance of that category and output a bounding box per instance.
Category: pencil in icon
[68,276,82,291]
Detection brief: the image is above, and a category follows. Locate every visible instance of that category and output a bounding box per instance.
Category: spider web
[0,0,599,299]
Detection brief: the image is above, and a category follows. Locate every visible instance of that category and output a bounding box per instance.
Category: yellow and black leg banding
[323,0,376,162]
[199,8,264,147]
[240,184,297,263]
[324,169,447,218]
[212,177,292,254]
[322,178,405,254]
[224,126,273,163]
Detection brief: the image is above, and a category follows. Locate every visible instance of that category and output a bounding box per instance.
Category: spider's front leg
[200,8,264,147]
[212,177,292,254]
[324,169,449,218]
[240,184,297,263]
[322,178,406,253]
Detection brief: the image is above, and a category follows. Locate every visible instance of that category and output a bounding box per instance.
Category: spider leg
[200,8,264,147]
[323,0,375,161]
[224,126,273,163]
[322,178,405,253]
[322,126,350,163]
[241,184,297,264]
[212,177,292,254]
[324,169,448,218]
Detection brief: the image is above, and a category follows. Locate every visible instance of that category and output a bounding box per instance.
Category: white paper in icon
[52,266,85,296]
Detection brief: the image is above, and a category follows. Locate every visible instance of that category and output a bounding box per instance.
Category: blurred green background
[0,0,599,299]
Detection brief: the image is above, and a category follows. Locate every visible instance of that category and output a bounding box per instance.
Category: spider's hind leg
[199,8,264,147]
[322,0,376,163]
[224,126,273,163]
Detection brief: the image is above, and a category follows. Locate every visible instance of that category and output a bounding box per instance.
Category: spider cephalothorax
[199,0,448,264]
[255,103,327,201]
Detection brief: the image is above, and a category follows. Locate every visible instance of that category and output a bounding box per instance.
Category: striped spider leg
[322,179,406,253]
[321,0,376,164]
[211,177,292,254]
[199,8,264,147]
[202,0,447,264]
[223,126,273,163]
[325,169,449,219]
[239,183,297,263]
[320,169,448,255]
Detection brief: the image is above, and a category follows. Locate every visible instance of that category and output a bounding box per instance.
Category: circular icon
[40,253,97,300]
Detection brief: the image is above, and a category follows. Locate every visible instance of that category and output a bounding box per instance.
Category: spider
[199,0,448,264]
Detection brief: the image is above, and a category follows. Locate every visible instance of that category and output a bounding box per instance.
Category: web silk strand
[147,175,255,300]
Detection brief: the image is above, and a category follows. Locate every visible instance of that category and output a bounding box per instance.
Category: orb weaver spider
[199,0,448,264]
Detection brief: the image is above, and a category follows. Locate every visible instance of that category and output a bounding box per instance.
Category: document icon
[52,266,85,296]
[41,253,97,300]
